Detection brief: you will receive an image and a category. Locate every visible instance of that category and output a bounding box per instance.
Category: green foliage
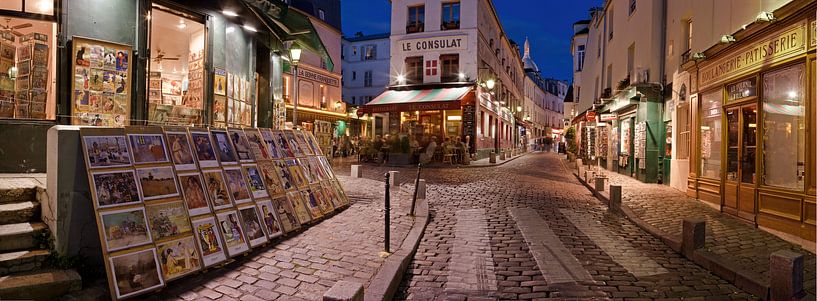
[565,127,578,154]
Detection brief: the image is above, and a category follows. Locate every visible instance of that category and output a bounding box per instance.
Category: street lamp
[485,79,495,90]
[289,43,302,128]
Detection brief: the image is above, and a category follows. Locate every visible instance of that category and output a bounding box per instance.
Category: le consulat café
[683,0,816,241]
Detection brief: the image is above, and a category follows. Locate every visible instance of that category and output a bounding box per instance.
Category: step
[0,222,48,252]
[0,177,43,204]
[0,249,49,275]
[0,201,40,224]
[0,269,82,301]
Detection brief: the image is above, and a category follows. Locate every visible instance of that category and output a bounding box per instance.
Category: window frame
[405,56,423,84]
[441,1,460,30]
[407,5,425,34]
[440,54,459,82]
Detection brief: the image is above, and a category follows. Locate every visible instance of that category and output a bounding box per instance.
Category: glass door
[724,108,740,213]
[723,104,757,221]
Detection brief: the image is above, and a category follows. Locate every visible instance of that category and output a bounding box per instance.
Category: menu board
[71,36,131,126]
[634,122,647,160]
[80,126,349,300]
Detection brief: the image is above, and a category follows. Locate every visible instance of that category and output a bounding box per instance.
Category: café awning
[361,87,473,113]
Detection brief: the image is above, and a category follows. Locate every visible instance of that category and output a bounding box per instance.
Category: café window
[441,2,460,30]
[440,54,459,82]
[699,90,722,179]
[407,5,425,34]
[147,5,206,126]
[761,64,805,191]
[0,1,57,120]
[405,56,423,84]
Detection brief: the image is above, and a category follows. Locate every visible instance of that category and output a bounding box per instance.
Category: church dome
[522,37,539,72]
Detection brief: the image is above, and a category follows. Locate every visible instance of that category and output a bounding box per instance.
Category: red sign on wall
[586,111,597,122]
[425,60,438,76]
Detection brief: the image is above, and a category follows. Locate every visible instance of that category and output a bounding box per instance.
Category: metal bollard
[388,171,399,187]
[595,176,605,192]
[417,179,426,200]
[411,164,421,216]
[489,151,496,163]
[351,165,362,178]
[609,185,622,212]
[384,172,390,253]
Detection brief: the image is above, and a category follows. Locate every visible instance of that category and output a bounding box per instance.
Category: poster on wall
[71,36,131,126]
[634,122,647,160]
[214,69,226,96]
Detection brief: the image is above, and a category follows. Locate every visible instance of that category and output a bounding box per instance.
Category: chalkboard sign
[462,105,476,152]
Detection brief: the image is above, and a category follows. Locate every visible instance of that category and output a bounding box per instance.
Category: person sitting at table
[419,136,437,164]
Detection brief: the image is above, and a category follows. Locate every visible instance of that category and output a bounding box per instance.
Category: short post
[388,171,399,187]
[410,164,421,216]
[769,250,805,301]
[416,179,426,200]
[323,280,364,301]
[609,185,621,212]
[489,151,496,163]
[681,218,706,257]
[351,165,362,178]
[595,176,605,192]
[500,151,506,160]
[576,158,583,170]
[384,172,390,253]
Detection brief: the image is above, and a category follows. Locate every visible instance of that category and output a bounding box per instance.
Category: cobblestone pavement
[337,152,760,300]
[149,176,414,301]
[593,166,817,298]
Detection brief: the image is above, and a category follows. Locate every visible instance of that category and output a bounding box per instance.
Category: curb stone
[571,169,771,299]
[364,196,430,301]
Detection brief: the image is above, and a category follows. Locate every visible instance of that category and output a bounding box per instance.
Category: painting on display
[108,248,164,299]
[211,129,238,165]
[224,167,252,204]
[256,199,285,237]
[145,200,192,241]
[177,172,211,217]
[164,130,196,171]
[202,170,233,211]
[156,236,201,281]
[191,216,227,267]
[136,166,179,201]
[83,136,131,169]
[214,68,226,96]
[216,210,250,256]
[269,196,300,233]
[71,36,131,126]
[90,170,142,208]
[238,205,268,247]
[99,207,153,252]
[189,130,219,168]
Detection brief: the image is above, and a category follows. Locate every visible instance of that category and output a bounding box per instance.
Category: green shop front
[593,84,666,183]
[0,0,334,173]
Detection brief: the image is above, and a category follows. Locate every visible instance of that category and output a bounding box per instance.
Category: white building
[341,32,391,106]
[566,20,590,124]
[361,0,526,157]
[522,38,567,148]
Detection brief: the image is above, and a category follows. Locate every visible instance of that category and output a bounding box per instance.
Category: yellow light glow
[447,115,462,121]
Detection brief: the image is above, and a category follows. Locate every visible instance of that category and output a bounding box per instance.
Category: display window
[0,3,58,120]
[147,5,206,126]
[699,90,723,179]
[761,63,805,191]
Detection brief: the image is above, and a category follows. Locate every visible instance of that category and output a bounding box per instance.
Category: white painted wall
[341,35,391,106]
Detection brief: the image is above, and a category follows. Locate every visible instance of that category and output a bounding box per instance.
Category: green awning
[242,0,334,71]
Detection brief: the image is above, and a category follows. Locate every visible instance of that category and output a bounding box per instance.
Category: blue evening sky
[341,0,603,82]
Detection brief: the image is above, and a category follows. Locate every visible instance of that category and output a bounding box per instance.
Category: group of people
[350,134,471,165]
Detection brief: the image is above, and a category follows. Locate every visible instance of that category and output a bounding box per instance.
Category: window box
[406,23,424,34]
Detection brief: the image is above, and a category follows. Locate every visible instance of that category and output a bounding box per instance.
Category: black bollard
[384,172,390,253]
[410,163,421,216]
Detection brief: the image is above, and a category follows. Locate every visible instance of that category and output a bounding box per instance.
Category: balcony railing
[441,21,460,30]
[680,49,692,65]
[406,23,424,34]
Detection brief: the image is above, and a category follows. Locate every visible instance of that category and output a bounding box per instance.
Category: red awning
[360,87,473,113]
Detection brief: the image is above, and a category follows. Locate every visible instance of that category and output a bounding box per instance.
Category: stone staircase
[0,175,82,301]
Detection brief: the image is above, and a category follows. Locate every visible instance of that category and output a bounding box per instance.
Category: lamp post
[289,44,302,128]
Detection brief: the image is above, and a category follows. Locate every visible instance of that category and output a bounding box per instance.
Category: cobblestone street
[336,153,761,300]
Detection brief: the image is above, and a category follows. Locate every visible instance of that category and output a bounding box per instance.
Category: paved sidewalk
[587,166,816,298]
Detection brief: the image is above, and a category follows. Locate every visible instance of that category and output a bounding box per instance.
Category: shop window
[407,6,424,33]
[440,54,459,82]
[441,2,460,30]
[676,103,690,160]
[405,56,423,84]
[1,0,53,15]
[699,90,722,179]
[147,6,205,125]
[0,13,57,120]
[761,64,805,191]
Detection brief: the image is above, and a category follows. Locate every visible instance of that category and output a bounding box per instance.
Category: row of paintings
[81,126,346,300]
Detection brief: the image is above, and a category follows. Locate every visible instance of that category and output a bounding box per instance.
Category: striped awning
[361,87,473,113]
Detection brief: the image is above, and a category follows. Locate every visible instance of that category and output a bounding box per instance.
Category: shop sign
[599,113,617,121]
[699,20,807,89]
[297,67,339,87]
[586,111,597,122]
[366,101,461,113]
[811,20,816,48]
[726,78,757,102]
[399,35,468,53]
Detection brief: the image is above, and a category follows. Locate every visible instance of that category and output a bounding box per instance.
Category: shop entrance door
[723,104,757,221]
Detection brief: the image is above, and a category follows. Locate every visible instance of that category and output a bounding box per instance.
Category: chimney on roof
[355,31,363,38]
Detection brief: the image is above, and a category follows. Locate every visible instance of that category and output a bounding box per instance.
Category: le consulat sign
[399,35,468,53]
[698,20,806,89]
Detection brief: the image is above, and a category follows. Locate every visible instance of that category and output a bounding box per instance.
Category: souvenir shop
[684,2,815,241]
[0,0,333,173]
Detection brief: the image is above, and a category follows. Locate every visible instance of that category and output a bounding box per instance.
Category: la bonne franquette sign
[399,35,468,53]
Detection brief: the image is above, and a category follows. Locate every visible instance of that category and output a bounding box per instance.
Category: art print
[116,50,129,71]
[102,71,117,94]
[202,170,232,210]
[308,157,329,181]
[103,47,116,70]
[286,191,312,224]
[283,130,304,156]
[146,200,192,240]
[74,43,91,67]
[211,130,238,165]
[91,170,141,208]
[190,131,218,168]
[331,180,350,206]
[305,132,323,155]
[224,167,252,204]
[0,43,13,60]
[31,70,47,90]
[99,207,152,252]
[238,205,267,247]
[74,89,89,106]
[256,199,284,237]
[243,164,268,199]
[258,160,286,196]
[273,160,295,191]
[88,68,104,91]
[245,129,270,160]
[228,129,254,162]
[321,181,344,208]
[286,159,308,188]
[300,187,323,218]
[89,45,104,68]
[294,131,313,156]
[318,156,336,179]
[313,186,334,214]
[33,43,48,67]
[177,172,211,216]
[273,131,295,157]
[16,61,30,77]
[213,96,226,122]
[162,78,182,96]
[214,69,226,96]
[73,66,88,91]
[298,158,319,184]
[191,216,227,267]
[108,248,164,299]
[269,196,299,232]
[166,132,196,170]
[136,166,179,201]
[83,135,131,168]
[156,236,200,281]
[17,44,31,61]
[216,211,250,256]
[127,134,169,164]
[260,129,284,158]
[114,71,127,94]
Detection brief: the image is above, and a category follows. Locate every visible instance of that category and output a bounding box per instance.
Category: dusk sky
[341,0,603,82]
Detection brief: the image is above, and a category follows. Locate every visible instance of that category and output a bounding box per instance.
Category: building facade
[341,32,391,107]
[361,0,525,158]
[521,38,566,150]
[566,20,590,125]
